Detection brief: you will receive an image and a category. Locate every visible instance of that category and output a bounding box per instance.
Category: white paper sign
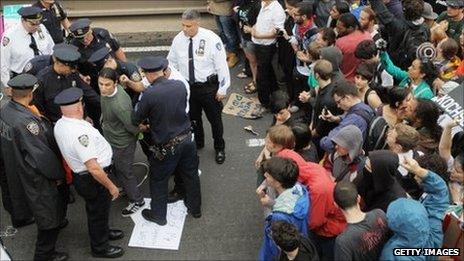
[129,198,187,250]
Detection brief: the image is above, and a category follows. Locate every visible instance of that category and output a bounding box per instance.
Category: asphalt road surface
[0,50,276,260]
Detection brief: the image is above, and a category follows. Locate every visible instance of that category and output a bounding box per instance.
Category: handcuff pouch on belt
[150,131,191,161]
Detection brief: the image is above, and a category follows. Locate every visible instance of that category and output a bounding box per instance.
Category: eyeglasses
[334,96,345,105]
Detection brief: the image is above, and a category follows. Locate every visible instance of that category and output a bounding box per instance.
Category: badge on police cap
[26,121,40,135]
[131,72,142,82]
[2,37,10,47]
[23,62,33,73]
[78,134,89,147]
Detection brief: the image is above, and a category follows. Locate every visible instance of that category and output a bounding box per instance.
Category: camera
[375,38,388,52]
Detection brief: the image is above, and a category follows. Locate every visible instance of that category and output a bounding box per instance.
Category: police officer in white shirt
[245,0,285,108]
[53,87,125,259]
[168,9,230,164]
[1,6,54,94]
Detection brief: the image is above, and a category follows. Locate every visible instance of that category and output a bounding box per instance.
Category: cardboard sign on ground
[222,93,264,119]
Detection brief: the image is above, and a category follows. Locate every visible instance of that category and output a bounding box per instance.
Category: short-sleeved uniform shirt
[54,116,112,173]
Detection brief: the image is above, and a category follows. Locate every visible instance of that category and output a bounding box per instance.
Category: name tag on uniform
[196,39,206,57]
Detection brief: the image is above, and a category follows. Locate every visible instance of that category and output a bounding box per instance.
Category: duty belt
[74,164,113,176]
[150,131,191,161]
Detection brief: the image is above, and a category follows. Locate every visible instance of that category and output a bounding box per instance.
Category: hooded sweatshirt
[355,150,407,212]
[380,171,449,260]
[259,183,310,261]
[277,149,347,237]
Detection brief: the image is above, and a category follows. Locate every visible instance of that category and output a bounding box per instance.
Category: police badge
[78,135,89,147]
[131,72,142,82]
[26,122,40,135]
[23,62,33,73]
[2,37,10,47]
[216,42,222,51]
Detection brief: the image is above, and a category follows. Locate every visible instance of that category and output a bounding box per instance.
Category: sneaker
[121,201,145,217]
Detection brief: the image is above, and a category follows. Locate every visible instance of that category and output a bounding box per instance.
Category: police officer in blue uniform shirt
[33,0,71,44]
[23,43,78,75]
[0,74,68,261]
[133,56,202,225]
[168,9,230,164]
[53,87,124,259]
[33,44,101,125]
[69,18,127,93]
[88,47,143,106]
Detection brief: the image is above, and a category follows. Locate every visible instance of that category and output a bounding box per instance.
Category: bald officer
[1,6,54,90]
[168,9,230,164]
[53,88,124,258]
[0,74,68,261]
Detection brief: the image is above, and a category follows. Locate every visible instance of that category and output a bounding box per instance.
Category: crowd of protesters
[0,0,463,260]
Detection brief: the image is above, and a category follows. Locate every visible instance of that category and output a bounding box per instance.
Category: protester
[354,40,394,88]
[335,13,372,81]
[327,1,350,28]
[435,38,461,80]
[354,62,382,109]
[358,6,380,40]
[435,0,464,42]
[290,123,319,163]
[333,181,390,261]
[271,220,319,261]
[411,99,443,153]
[257,157,309,261]
[380,157,449,260]
[314,27,336,47]
[376,87,413,127]
[354,150,407,212]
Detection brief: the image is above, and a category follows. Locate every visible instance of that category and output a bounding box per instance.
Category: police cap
[7,74,39,90]
[53,43,79,52]
[69,18,91,38]
[53,45,81,67]
[18,6,43,21]
[446,0,464,7]
[88,47,111,64]
[54,87,83,106]
[137,56,168,72]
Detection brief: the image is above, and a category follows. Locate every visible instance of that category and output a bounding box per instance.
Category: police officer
[167,9,230,164]
[34,44,100,124]
[133,56,202,225]
[0,74,68,261]
[1,6,54,90]
[23,43,79,75]
[53,87,124,258]
[69,18,127,93]
[33,0,71,44]
[88,47,143,106]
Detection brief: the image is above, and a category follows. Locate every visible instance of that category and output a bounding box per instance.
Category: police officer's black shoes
[91,246,124,258]
[51,251,69,261]
[188,210,202,219]
[141,209,167,226]
[108,229,124,241]
[215,150,226,164]
[167,191,185,203]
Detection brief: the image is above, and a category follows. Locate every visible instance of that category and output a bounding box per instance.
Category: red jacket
[277,149,347,237]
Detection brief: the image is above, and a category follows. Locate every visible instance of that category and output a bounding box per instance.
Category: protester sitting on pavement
[379,51,437,99]
[435,38,462,80]
[323,125,364,183]
[335,13,372,81]
[386,123,425,199]
[333,181,390,261]
[354,39,394,88]
[270,91,307,126]
[271,220,319,261]
[276,148,346,261]
[257,157,309,261]
[375,87,413,127]
[410,99,443,154]
[290,123,319,163]
[319,81,375,153]
[98,68,145,217]
[354,150,407,213]
[380,157,449,260]
[354,62,382,109]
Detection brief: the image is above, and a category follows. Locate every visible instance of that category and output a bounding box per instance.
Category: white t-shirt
[252,0,286,45]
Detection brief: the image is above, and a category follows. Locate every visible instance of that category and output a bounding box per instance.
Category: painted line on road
[246,138,265,147]
[122,46,171,53]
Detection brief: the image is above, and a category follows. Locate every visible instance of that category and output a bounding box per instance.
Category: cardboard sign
[432,87,464,128]
[222,93,264,119]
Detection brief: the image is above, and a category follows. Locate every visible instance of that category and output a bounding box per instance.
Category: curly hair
[403,0,425,21]
[418,60,439,92]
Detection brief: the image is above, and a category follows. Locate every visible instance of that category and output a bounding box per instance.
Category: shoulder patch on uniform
[26,122,40,135]
[78,134,89,147]
[216,42,222,51]
[2,37,10,47]
[130,71,142,82]
[106,43,111,49]
[23,62,33,73]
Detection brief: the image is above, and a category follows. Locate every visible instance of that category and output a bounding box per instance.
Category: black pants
[189,84,225,151]
[34,227,60,261]
[148,138,201,221]
[277,38,295,94]
[255,44,278,107]
[72,173,111,253]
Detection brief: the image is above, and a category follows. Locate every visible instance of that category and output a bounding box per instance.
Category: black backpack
[352,109,390,154]
[393,24,430,70]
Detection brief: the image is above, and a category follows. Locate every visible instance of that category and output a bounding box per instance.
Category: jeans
[112,142,143,203]
[148,138,201,221]
[255,44,278,107]
[215,15,240,54]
